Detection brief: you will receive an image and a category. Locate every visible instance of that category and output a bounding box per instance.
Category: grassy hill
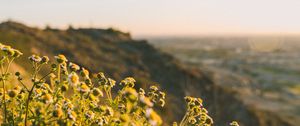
[0,21,295,126]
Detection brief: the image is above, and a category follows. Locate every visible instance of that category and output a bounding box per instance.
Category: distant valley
[149,37,300,126]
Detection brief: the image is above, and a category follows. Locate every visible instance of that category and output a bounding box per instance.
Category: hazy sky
[1,0,300,37]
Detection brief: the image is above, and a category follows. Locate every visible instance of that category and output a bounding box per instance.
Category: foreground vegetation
[0,43,238,126]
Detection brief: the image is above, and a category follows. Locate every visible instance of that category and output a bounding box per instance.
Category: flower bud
[139,96,153,107]
[159,91,166,99]
[184,96,193,103]
[61,84,68,92]
[120,114,130,122]
[173,122,178,126]
[80,68,89,78]
[55,54,67,63]
[28,55,42,62]
[69,62,80,71]
[41,56,49,64]
[108,78,116,87]
[15,72,20,76]
[53,108,63,118]
[150,86,158,92]
[158,99,165,107]
[89,94,98,101]
[2,46,14,56]
[139,88,145,95]
[13,49,23,58]
[230,121,239,126]
[67,111,77,121]
[92,88,103,97]
[85,111,95,119]
[8,90,18,98]
[78,83,90,93]
[42,94,53,103]
[188,117,197,124]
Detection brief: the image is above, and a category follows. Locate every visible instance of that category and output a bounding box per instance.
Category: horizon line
[3,19,300,38]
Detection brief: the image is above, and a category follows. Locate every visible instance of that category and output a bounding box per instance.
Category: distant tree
[68,24,75,31]
[45,25,52,30]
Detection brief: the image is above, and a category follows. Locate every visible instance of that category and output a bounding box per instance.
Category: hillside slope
[0,21,294,126]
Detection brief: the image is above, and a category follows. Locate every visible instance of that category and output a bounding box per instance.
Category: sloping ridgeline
[0,21,293,126]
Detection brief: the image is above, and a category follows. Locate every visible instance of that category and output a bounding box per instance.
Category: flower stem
[24,84,36,126]
[2,81,7,123]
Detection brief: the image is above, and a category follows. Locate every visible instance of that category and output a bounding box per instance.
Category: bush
[0,43,238,126]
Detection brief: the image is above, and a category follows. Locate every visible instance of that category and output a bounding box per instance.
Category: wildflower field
[0,43,238,126]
